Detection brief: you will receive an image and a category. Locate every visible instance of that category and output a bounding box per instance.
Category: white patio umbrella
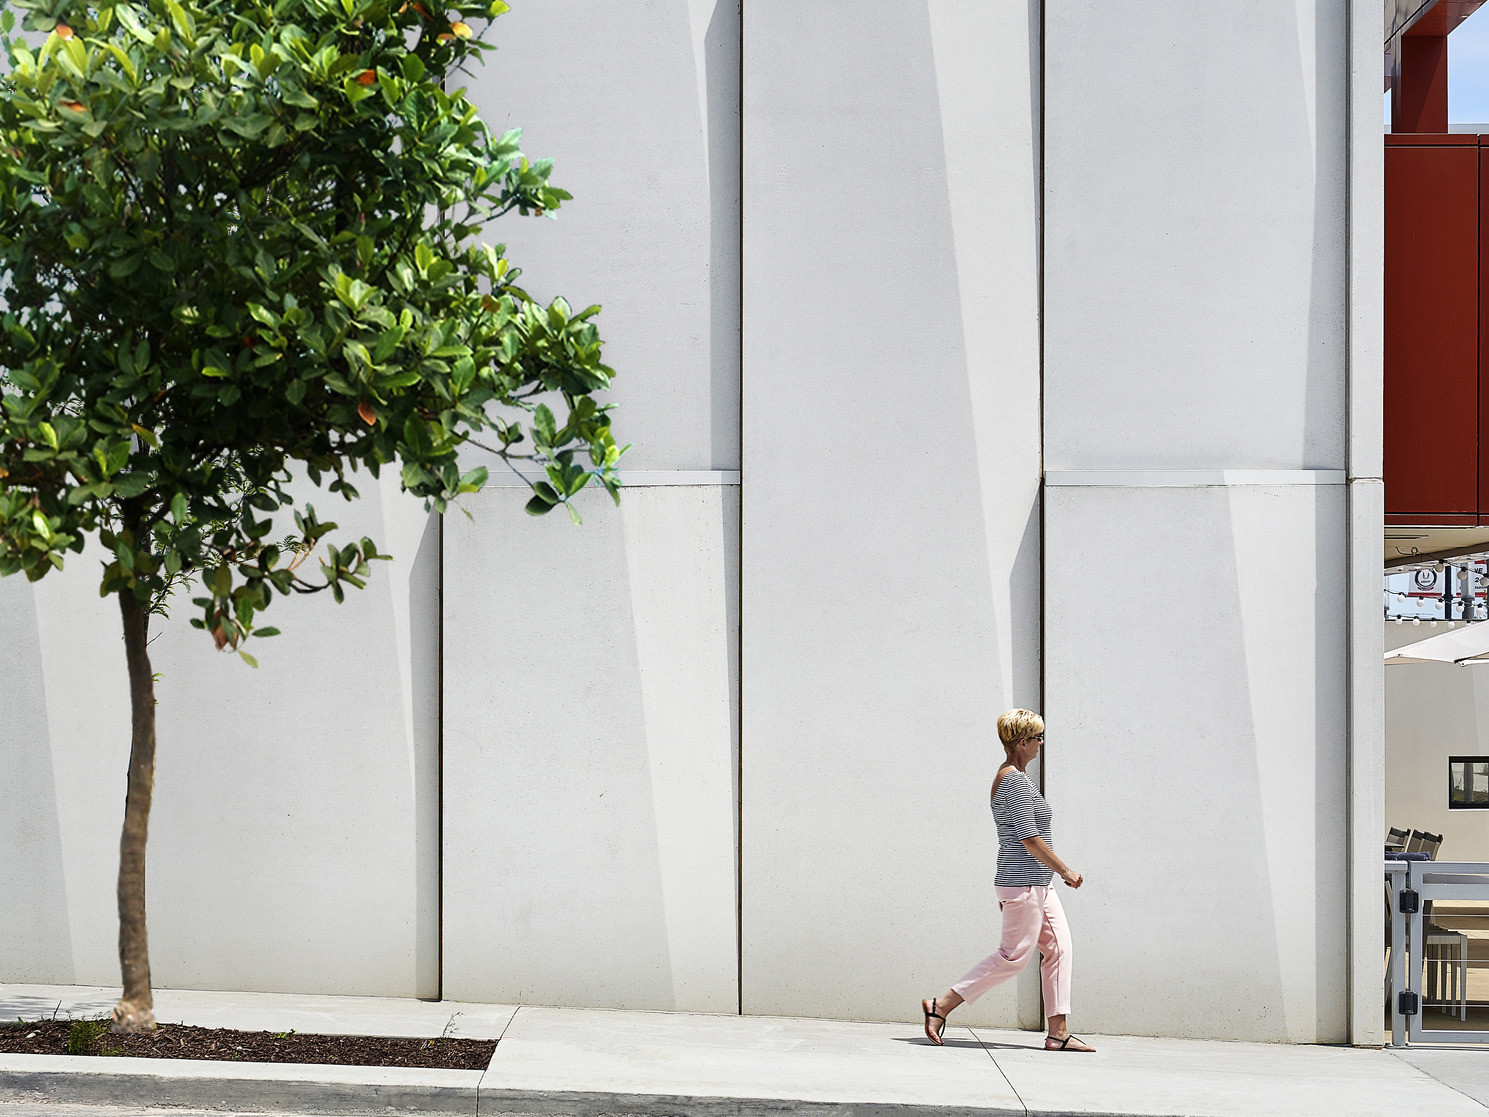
[1385,623,1489,665]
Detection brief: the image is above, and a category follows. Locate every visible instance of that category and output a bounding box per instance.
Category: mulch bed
[0,1017,496,1070]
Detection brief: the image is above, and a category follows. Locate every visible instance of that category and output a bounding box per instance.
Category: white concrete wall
[1043,1,1347,474]
[0,478,440,997]
[0,0,1379,1046]
[440,484,739,1011]
[740,0,1043,1027]
[1041,1,1353,1042]
[1044,480,1349,1042]
[1385,623,1489,859]
[461,0,741,471]
[439,0,743,1012]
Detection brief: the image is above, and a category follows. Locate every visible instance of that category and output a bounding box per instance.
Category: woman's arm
[1022,835,1083,888]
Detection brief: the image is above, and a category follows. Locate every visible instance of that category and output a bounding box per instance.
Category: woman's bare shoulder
[991,764,1019,802]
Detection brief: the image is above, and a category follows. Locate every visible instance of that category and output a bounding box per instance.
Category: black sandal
[921,997,947,1045]
[1045,1033,1094,1052]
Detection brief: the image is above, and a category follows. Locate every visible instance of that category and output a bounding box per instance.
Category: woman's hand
[1022,835,1082,888]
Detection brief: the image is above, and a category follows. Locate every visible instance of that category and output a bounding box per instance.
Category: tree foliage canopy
[0,0,621,655]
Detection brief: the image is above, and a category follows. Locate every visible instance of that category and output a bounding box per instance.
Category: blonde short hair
[997,709,1045,750]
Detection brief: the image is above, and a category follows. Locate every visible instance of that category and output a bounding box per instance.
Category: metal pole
[1408,861,1425,1043]
[1390,867,1407,1047]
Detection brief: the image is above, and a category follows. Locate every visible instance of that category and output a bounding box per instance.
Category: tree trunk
[112,589,157,1033]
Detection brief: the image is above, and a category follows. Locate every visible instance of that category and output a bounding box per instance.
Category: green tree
[0,0,621,1031]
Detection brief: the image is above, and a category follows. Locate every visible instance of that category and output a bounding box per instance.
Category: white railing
[1387,859,1489,1045]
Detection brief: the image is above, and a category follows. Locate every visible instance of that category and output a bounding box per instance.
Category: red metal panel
[1394,33,1449,133]
[1387,133,1474,146]
[1388,513,1479,525]
[1480,139,1489,523]
[1385,140,1479,519]
[1403,2,1488,38]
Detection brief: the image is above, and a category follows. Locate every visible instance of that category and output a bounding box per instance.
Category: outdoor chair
[1386,826,1410,852]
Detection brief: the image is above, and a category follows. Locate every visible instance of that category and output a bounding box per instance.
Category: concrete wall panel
[440,485,739,1012]
[1044,481,1348,1042]
[741,0,1042,1026]
[1044,2,1348,471]
[0,573,75,983]
[462,0,741,471]
[0,482,440,996]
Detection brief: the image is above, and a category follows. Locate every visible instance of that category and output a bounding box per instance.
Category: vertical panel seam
[1036,0,1048,1035]
[436,509,445,1002]
[1343,0,1355,1044]
[735,0,745,1020]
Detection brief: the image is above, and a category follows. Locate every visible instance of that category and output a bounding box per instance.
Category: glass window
[1450,756,1489,808]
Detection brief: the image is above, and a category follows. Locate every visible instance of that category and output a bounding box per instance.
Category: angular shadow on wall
[1173,493,1288,1041]
[1046,486,1290,1041]
[1278,0,1349,1040]
[721,486,741,890]
[438,491,677,1009]
[740,0,1037,1025]
[1225,482,1345,1042]
[0,575,74,982]
[1314,487,1348,1041]
[409,511,441,999]
[923,0,1044,1025]
[1297,0,1347,473]
[706,0,742,470]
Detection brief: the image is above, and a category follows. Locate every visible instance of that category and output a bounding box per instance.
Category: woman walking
[921,709,1094,1052]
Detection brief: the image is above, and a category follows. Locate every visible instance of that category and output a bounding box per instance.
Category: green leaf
[104,42,138,84]
[372,325,406,363]
[109,253,143,279]
[402,415,433,456]
[533,404,557,444]
[165,0,195,43]
[115,5,154,44]
[254,627,281,638]
[239,650,259,668]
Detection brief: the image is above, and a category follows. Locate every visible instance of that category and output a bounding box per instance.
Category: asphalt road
[0,1108,307,1117]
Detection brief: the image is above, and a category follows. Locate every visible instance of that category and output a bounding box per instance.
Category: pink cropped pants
[950,885,1072,1018]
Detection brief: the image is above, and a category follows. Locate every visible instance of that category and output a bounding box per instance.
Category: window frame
[1449,754,1489,809]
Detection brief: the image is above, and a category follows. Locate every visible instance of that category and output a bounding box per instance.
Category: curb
[0,1053,482,1114]
[0,1054,1038,1117]
[476,1091,1027,1117]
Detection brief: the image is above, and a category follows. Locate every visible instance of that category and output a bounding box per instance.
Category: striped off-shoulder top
[992,770,1054,887]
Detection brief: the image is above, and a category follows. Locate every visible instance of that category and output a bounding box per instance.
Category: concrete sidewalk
[0,984,1483,1117]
